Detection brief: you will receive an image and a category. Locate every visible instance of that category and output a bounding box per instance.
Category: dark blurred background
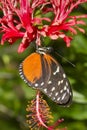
[0,3,87,130]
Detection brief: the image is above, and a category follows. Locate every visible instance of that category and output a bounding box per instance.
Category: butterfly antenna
[55,52,76,68]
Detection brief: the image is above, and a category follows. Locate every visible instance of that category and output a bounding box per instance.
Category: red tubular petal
[0,0,87,51]
[18,41,30,53]
[64,36,72,47]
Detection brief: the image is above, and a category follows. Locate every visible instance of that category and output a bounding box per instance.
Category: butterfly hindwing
[40,54,72,106]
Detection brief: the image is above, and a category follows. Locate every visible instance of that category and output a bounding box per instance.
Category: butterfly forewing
[40,54,72,106]
[19,53,50,89]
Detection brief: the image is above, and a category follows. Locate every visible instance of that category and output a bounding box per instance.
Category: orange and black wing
[19,52,72,106]
[40,54,72,106]
[19,53,51,89]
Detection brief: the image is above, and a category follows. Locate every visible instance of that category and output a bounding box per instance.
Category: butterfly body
[19,47,72,106]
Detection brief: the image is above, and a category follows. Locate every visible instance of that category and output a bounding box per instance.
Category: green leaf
[73,90,87,104]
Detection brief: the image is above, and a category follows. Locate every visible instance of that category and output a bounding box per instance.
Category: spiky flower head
[26,91,66,130]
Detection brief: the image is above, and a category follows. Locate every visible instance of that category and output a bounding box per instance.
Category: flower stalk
[26,91,66,130]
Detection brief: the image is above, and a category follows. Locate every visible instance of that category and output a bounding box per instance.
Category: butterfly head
[36,46,53,54]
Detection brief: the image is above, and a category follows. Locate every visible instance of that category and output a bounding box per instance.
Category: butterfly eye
[46,47,53,53]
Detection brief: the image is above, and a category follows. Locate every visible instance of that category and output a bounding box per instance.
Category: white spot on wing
[60,89,63,93]
[44,88,47,93]
[67,88,69,93]
[51,87,55,92]
[52,97,56,100]
[58,81,61,86]
[66,82,68,86]
[60,80,63,83]
[41,82,44,86]
[70,92,72,96]
[64,86,67,90]
[19,64,22,68]
[35,83,38,87]
[55,92,58,96]
[63,74,66,78]
[19,71,22,75]
[48,80,52,84]
[19,69,22,72]
[20,75,24,79]
[61,93,66,100]
[24,79,27,83]
[57,97,60,101]
[53,66,59,75]
[49,93,52,97]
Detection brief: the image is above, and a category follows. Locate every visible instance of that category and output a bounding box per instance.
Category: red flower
[0,0,87,52]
